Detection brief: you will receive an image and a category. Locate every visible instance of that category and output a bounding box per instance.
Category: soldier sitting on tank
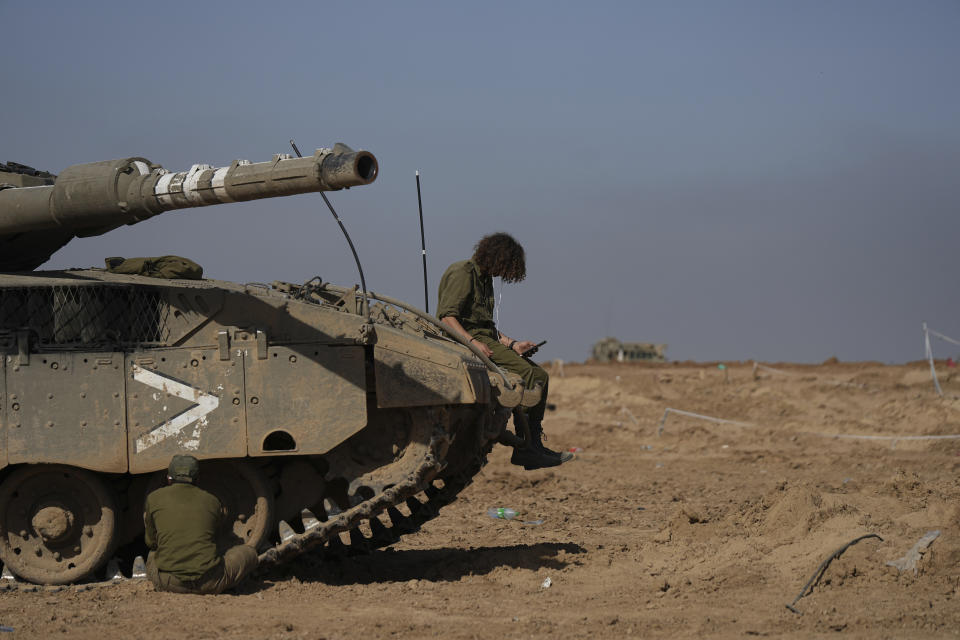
[437,232,573,470]
[144,455,259,594]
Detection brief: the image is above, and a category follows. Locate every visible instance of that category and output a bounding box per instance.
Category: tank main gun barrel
[0,144,378,235]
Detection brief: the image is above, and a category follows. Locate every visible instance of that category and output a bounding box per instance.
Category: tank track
[0,405,505,589]
[259,404,506,569]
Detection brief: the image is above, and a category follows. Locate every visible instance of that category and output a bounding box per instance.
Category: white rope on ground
[657,406,960,444]
[620,406,640,426]
[754,362,791,376]
[923,322,944,397]
[752,361,864,389]
[657,408,755,436]
[812,432,960,442]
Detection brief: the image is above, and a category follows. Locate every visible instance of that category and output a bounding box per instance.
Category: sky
[3,1,959,364]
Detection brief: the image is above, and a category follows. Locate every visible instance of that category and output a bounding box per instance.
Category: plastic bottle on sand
[487,507,518,520]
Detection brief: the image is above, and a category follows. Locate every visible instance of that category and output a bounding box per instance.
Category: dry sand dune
[1,361,958,639]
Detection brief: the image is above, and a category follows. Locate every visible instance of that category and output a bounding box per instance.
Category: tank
[0,147,534,584]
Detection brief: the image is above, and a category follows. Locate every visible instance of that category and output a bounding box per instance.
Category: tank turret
[0,144,377,271]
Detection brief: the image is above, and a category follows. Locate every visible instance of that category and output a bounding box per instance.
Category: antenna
[290,139,370,321]
[416,170,429,313]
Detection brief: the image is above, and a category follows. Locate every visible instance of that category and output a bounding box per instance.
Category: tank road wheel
[197,460,274,551]
[0,465,119,585]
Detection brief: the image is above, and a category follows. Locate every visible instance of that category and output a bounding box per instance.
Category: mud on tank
[0,148,533,584]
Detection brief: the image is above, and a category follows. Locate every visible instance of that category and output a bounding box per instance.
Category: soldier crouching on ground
[144,455,258,594]
[437,232,573,470]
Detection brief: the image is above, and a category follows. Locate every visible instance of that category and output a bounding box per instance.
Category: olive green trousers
[147,545,258,594]
[473,333,549,425]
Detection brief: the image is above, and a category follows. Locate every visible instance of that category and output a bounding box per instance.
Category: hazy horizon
[4,1,958,364]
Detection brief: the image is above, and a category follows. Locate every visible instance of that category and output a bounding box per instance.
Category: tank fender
[372,328,481,408]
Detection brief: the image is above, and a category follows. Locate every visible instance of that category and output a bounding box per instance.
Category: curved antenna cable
[290,139,370,322]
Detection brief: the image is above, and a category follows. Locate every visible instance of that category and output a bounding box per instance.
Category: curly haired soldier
[437,232,572,470]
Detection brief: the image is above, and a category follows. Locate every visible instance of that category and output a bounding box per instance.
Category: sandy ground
[1,360,959,639]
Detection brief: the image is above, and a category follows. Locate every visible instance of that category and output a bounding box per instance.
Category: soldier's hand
[470,338,493,358]
[514,340,537,356]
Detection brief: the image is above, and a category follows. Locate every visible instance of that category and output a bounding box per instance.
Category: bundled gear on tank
[105,255,203,280]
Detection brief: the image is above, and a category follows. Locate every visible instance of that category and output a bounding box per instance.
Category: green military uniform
[144,481,257,594]
[437,259,549,427]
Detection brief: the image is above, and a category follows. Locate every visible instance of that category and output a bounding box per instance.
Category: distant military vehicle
[591,337,667,363]
[0,147,536,584]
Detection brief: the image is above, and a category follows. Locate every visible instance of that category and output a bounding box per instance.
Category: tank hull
[0,271,508,584]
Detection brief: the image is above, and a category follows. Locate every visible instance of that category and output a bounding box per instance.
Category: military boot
[529,423,573,462]
[510,423,574,470]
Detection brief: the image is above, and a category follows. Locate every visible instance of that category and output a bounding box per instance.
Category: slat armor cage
[0,285,171,347]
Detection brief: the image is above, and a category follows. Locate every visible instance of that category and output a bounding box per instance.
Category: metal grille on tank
[0,285,171,347]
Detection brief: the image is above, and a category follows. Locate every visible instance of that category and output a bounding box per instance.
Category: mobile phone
[522,340,547,356]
